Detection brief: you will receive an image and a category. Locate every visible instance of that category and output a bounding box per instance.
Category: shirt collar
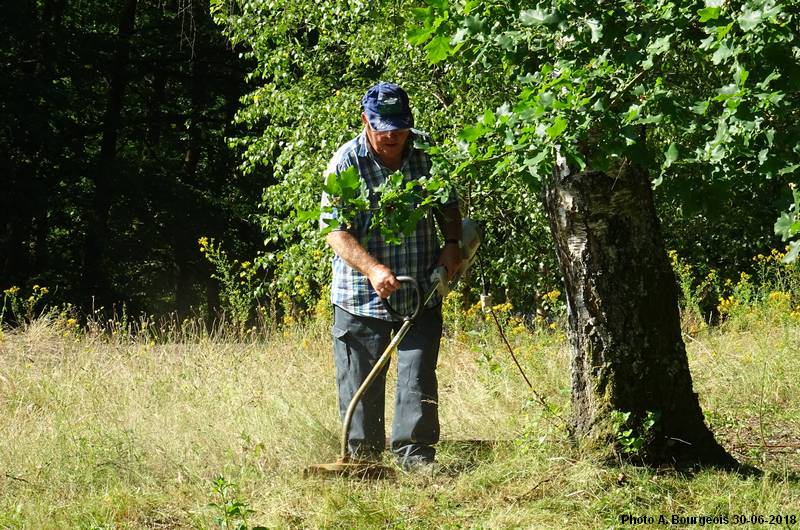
[356,131,370,158]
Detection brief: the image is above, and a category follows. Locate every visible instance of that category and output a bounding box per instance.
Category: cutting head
[304,457,395,479]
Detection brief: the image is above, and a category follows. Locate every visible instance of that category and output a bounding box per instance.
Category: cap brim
[365,112,413,132]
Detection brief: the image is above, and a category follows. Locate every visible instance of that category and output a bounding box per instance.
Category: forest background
[2,0,799,326]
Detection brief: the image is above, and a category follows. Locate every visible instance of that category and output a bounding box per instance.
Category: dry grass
[0,310,798,529]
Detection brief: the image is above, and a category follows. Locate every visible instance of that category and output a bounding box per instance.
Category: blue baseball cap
[361,82,414,132]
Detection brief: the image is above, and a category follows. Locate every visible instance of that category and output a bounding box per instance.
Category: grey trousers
[332,304,442,461]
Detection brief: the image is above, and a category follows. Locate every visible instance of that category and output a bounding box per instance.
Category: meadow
[1,286,799,529]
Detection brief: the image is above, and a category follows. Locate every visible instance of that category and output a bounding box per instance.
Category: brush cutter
[304,219,481,479]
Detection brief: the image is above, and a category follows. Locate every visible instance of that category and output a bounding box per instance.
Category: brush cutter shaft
[340,277,439,461]
[339,318,412,460]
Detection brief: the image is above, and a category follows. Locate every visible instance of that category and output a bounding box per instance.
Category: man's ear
[361,112,368,126]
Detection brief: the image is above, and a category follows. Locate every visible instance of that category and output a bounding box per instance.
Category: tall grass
[1,295,798,529]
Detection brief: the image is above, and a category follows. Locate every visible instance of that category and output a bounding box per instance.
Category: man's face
[362,112,410,162]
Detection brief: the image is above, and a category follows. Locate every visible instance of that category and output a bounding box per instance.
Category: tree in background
[403,0,795,465]
[213,0,795,321]
[214,0,796,466]
[1,0,261,318]
[211,0,563,316]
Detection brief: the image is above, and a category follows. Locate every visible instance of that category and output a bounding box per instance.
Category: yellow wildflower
[767,291,791,305]
[717,296,738,316]
[667,250,679,266]
[492,302,513,313]
[543,290,561,303]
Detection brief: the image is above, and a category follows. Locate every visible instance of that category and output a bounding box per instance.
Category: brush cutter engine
[432,218,481,298]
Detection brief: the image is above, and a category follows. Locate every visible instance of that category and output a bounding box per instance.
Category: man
[320,82,462,469]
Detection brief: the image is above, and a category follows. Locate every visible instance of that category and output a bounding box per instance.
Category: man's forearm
[326,230,400,297]
[326,230,380,276]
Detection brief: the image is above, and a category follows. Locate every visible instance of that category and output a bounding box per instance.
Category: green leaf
[624,104,641,123]
[450,27,469,45]
[546,116,567,139]
[698,7,721,22]
[691,100,710,115]
[425,35,451,63]
[495,32,519,51]
[664,143,679,167]
[524,149,547,171]
[711,41,733,64]
[585,19,603,42]
[520,7,559,26]
[459,124,487,142]
[411,7,433,21]
[319,212,339,229]
[636,114,663,125]
[646,35,671,56]
[482,109,496,128]
[339,166,361,191]
[735,64,749,86]
[774,213,794,239]
[652,175,664,188]
[465,15,486,34]
[323,172,341,195]
[738,6,763,31]
[783,241,800,263]
[407,25,435,45]
[296,208,320,223]
[209,0,226,15]
[426,0,448,10]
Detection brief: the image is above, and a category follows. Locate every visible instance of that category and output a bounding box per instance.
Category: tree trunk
[544,162,737,468]
[173,0,211,317]
[82,0,138,306]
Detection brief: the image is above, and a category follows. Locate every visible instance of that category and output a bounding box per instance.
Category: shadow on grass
[435,439,516,476]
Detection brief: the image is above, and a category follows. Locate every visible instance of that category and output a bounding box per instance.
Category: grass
[0,306,799,529]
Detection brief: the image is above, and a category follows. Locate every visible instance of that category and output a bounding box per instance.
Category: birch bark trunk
[544,162,736,467]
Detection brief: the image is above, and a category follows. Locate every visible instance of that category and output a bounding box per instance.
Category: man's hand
[327,231,400,298]
[438,243,463,281]
[368,263,401,298]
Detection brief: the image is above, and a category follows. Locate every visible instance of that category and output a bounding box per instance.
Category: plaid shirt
[320,129,457,320]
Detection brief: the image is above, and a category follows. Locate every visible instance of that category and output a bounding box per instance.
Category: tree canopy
[212,0,798,317]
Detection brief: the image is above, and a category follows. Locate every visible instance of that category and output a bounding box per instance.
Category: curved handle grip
[381,275,422,322]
